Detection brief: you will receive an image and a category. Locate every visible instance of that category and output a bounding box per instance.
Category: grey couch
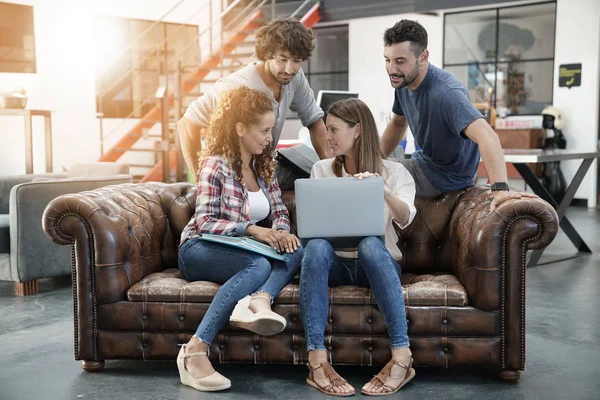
[0,164,132,295]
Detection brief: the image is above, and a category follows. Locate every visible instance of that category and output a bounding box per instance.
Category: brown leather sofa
[42,182,558,382]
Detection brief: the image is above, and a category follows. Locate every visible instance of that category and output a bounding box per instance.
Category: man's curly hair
[198,86,276,184]
[255,17,315,61]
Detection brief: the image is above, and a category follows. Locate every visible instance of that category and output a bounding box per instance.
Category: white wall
[348,13,443,153]
[552,0,600,207]
[0,0,217,175]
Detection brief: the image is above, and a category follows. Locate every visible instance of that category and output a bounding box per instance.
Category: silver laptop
[294,177,385,248]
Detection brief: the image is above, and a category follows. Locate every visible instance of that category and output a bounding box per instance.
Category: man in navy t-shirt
[380,20,535,211]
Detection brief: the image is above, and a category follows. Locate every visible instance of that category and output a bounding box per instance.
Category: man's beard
[275,72,295,85]
[267,63,295,85]
[389,63,420,89]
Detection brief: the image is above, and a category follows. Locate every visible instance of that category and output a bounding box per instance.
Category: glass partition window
[443,2,556,115]
[288,24,349,119]
[304,25,349,94]
[95,17,199,118]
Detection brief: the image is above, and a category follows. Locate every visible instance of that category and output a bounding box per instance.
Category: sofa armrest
[42,180,194,304]
[451,186,558,311]
[451,186,557,371]
[43,181,194,362]
[1,175,132,283]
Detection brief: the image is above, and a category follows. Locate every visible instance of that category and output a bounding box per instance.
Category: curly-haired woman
[177,86,303,392]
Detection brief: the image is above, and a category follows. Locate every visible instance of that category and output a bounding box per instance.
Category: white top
[311,159,417,261]
[248,189,270,224]
[184,62,324,147]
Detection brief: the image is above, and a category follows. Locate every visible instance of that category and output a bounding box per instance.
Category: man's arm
[381,114,408,157]
[307,118,331,159]
[177,116,204,183]
[464,118,537,211]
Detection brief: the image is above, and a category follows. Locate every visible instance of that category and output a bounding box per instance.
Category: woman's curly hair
[198,86,276,184]
[255,17,315,61]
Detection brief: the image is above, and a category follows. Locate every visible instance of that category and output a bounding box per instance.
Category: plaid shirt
[180,155,291,245]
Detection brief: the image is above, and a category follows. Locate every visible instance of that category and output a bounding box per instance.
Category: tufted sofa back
[44,182,558,312]
[397,190,466,275]
[94,184,469,279]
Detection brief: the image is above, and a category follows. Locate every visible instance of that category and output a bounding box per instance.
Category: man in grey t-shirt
[379,20,536,212]
[178,18,330,183]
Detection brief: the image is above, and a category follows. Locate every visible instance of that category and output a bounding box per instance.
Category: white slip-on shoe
[176,344,231,392]
[229,295,287,336]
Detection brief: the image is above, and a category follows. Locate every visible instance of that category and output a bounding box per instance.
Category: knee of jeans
[358,236,385,255]
[305,239,333,256]
[250,256,272,280]
[302,240,333,271]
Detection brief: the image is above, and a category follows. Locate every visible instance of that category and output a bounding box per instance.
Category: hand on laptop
[353,172,391,195]
[276,230,301,253]
[246,225,300,253]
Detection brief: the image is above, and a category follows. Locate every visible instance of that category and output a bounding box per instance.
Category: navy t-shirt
[392,64,482,192]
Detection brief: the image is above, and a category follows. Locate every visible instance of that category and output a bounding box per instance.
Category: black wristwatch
[490,182,509,192]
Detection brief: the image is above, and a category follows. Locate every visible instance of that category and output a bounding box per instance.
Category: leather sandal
[176,344,231,392]
[361,357,415,396]
[306,361,355,397]
[229,294,286,336]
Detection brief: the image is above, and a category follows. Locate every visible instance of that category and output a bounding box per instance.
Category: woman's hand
[353,172,391,195]
[276,230,301,253]
[246,225,300,253]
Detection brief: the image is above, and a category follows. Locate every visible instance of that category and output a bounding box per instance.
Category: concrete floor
[1,207,599,400]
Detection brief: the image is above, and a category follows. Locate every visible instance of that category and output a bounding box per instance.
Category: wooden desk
[0,109,53,173]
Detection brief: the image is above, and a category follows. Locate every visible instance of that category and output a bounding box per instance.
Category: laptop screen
[294,177,385,248]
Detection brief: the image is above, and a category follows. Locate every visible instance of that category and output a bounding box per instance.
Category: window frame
[442,1,557,116]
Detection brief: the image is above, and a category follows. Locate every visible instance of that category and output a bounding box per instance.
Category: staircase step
[114,147,167,153]
[228,40,257,46]
[184,78,219,84]
[226,28,259,35]
[140,119,177,127]
[221,52,255,59]
[123,132,164,139]
[128,163,157,169]
[195,65,243,72]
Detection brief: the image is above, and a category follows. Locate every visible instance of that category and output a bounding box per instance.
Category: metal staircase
[96,0,321,183]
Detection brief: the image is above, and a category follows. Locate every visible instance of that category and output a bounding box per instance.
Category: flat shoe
[361,357,415,396]
[306,361,355,397]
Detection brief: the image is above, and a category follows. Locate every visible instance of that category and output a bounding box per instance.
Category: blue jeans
[300,237,409,351]
[178,237,303,344]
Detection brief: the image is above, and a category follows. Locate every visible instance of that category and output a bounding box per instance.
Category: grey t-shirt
[184,62,324,147]
[392,64,482,192]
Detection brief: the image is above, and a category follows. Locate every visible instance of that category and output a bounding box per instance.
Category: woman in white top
[301,98,417,397]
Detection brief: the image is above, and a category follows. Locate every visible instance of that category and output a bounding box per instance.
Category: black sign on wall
[559,64,582,88]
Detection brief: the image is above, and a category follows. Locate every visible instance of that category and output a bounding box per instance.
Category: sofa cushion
[127,269,468,307]
[0,214,9,253]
